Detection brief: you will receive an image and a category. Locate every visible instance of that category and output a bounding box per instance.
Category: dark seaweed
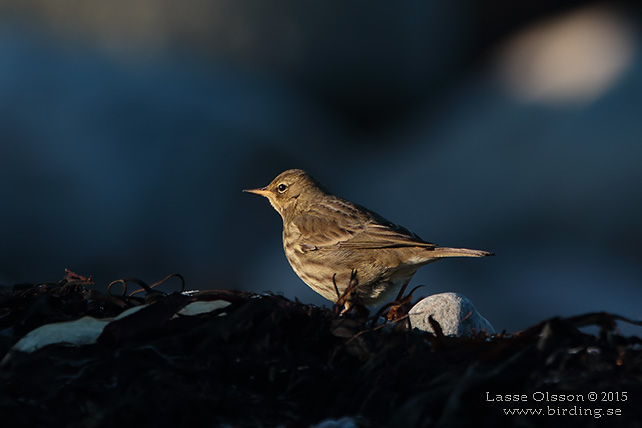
[1,272,641,427]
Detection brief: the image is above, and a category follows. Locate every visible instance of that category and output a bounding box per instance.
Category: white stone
[408,292,495,337]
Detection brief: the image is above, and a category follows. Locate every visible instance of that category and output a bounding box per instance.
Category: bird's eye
[277,183,288,193]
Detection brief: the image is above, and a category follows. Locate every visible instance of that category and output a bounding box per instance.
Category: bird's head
[244,169,328,220]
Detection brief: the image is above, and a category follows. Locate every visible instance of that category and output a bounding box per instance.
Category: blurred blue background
[1,1,641,334]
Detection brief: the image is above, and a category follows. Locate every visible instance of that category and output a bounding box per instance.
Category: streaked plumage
[245,169,492,306]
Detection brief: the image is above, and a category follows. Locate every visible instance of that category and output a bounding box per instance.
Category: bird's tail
[431,247,494,258]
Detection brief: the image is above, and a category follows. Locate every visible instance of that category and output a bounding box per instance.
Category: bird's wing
[338,222,437,249]
[291,201,436,250]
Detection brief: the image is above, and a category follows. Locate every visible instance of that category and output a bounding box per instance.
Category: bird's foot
[386,283,425,323]
[333,269,367,316]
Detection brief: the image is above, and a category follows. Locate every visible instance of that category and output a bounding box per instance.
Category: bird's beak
[243,187,272,197]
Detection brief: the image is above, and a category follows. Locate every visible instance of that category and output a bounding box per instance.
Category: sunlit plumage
[245,169,493,306]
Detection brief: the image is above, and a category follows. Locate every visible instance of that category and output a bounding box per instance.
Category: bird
[244,169,493,308]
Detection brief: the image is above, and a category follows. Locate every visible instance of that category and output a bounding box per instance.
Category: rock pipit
[244,169,493,307]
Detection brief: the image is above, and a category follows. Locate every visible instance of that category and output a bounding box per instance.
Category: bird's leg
[334,269,361,314]
[385,280,410,321]
[332,273,341,302]
[394,280,410,302]
[387,282,424,322]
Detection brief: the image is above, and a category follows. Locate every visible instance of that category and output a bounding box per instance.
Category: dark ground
[1,272,641,427]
